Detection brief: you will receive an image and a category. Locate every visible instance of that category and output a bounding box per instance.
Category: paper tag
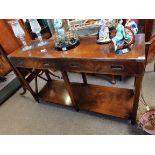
[62,47,67,51]
[137,56,145,59]
[122,48,129,54]
[41,49,47,53]
[146,106,150,111]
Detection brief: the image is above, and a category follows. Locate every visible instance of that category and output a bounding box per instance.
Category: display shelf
[72,83,134,119]
[38,80,73,107]
[38,80,134,119]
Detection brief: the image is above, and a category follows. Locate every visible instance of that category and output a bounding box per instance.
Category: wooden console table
[9,34,145,124]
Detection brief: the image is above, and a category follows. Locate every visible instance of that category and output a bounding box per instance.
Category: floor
[0,72,16,90]
[0,62,154,135]
[0,72,20,104]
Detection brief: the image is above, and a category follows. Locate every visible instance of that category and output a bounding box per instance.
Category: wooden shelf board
[38,80,73,107]
[72,83,134,119]
[38,80,134,119]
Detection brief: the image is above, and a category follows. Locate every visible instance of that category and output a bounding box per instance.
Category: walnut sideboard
[9,34,145,124]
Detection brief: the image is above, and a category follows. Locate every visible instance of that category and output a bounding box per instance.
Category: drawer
[10,57,60,70]
[10,57,144,75]
[60,59,144,75]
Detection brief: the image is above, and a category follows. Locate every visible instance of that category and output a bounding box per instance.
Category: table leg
[81,73,87,85]
[61,71,79,111]
[44,70,52,81]
[48,70,61,79]
[111,75,116,84]
[35,70,38,94]
[15,67,39,102]
[131,76,143,125]
[26,69,48,82]
[20,86,27,95]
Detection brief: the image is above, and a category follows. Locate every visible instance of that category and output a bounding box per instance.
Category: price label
[62,47,67,51]
[122,49,129,54]
[41,49,47,53]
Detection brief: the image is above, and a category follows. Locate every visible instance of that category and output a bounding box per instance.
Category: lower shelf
[38,80,73,106]
[38,80,134,119]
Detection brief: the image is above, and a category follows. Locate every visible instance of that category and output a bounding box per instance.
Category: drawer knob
[111,64,124,70]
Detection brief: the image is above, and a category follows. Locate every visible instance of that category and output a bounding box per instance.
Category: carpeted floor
[0,62,154,135]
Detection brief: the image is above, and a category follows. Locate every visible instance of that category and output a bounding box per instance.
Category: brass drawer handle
[110,64,124,71]
[43,63,50,67]
[70,63,80,68]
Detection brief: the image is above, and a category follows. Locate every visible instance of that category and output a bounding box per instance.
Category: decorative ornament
[8,20,32,52]
[112,19,135,54]
[53,19,80,51]
[125,19,138,35]
[29,19,48,47]
[97,19,111,44]
[112,19,126,51]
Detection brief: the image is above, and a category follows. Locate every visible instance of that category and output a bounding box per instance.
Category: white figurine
[53,19,65,37]
[97,19,111,44]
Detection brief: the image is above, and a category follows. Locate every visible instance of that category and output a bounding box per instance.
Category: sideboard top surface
[9,34,145,61]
